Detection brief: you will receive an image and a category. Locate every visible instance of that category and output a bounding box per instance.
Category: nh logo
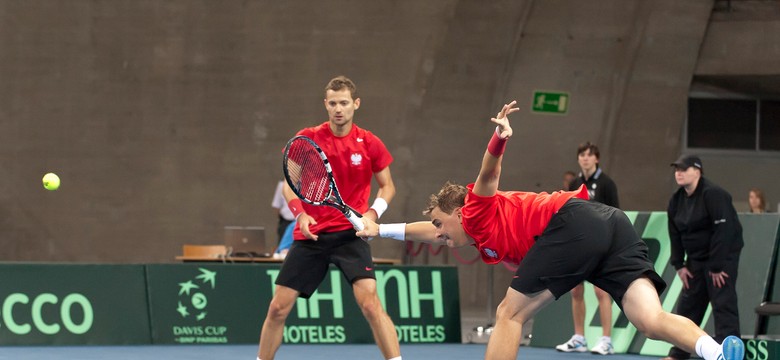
[265,269,445,320]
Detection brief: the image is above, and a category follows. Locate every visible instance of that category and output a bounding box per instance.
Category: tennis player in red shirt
[258,76,401,360]
[357,101,744,360]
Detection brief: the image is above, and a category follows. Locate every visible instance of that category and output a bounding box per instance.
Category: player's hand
[297,213,319,241]
[362,209,379,222]
[709,270,729,288]
[490,100,519,139]
[676,267,693,289]
[356,217,379,239]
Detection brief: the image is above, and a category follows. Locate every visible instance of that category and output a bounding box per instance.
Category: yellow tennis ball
[42,173,60,191]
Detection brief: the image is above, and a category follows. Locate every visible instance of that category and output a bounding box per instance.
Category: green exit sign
[531,91,569,114]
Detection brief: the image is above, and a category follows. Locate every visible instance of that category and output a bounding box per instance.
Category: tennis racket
[282,135,364,231]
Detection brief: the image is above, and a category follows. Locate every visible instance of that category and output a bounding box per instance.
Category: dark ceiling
[694,75,780,98]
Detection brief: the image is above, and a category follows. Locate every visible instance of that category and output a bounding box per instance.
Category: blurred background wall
[1,0,778,312]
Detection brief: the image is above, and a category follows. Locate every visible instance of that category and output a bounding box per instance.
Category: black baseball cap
[670,154,703,170]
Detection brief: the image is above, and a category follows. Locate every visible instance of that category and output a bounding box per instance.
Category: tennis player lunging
[257,76,401,360]
[356,101,745,360]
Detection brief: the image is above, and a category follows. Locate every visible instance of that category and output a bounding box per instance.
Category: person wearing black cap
[663,154,744,360]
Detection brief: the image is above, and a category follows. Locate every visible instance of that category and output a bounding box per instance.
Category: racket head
[283,135,333,204]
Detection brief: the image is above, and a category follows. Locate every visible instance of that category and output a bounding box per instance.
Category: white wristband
[370,198,388,218]
[379,223,406,241]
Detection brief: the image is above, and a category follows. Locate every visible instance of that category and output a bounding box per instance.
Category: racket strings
[286,141,329,202]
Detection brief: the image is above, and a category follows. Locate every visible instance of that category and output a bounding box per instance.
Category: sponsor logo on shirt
[356,137,364,142]
[350,153,363,166]
[483,248,499,259]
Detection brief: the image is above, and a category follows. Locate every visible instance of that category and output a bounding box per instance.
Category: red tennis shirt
[461,184,589,264]
[293,122,393,240]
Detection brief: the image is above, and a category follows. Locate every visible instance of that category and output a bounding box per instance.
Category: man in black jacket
[663,154,743,360]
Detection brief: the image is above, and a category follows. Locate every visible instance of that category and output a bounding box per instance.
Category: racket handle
[347,210,365,231]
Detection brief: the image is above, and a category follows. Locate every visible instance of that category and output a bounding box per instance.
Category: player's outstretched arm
[473,100,519,197]
[357,219,441,244]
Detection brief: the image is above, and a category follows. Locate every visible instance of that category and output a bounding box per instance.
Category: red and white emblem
[350,153,363,166]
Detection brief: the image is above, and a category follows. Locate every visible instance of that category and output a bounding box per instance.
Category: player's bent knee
[495,300,525,323]
[629,314,661,340]
[633,322,651,337]
[267,298,294,321]
[637,326,663,341]
[358,298,384,320]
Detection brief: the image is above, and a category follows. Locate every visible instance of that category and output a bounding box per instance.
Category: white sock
[695,335,720,360]
[388,357,402,360]
[601,336,612,343]
[574,334,586,341]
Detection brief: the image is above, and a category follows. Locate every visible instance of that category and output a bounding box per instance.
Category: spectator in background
[557,142,619,355]
[271,180,296,245]
[272,218,295,259]
[567,142,619,206]
[563,170,576,191]
[749,188,767,213]
[664,155,743,360]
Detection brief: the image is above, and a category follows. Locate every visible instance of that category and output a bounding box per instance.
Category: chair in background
[181,244,228,259]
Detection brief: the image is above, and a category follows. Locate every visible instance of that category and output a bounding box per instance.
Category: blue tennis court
[0,343,658,360]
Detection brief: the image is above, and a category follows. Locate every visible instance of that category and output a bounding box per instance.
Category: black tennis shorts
[511,198,666,308]
[275,229,375,299]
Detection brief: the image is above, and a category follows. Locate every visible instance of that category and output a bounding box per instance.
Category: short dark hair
[423,181,467,216]
[325,76,358,99]
[577,141,600,159]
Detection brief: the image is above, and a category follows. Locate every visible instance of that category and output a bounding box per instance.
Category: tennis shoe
[719,336,744,360]
[556,335,588,353]
[590,337,614,355]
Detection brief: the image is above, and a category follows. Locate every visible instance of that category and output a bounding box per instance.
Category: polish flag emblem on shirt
[351,153,363,166]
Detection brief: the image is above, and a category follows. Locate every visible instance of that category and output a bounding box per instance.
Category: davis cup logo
[176,268,217,321]
[172,268,228,343]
